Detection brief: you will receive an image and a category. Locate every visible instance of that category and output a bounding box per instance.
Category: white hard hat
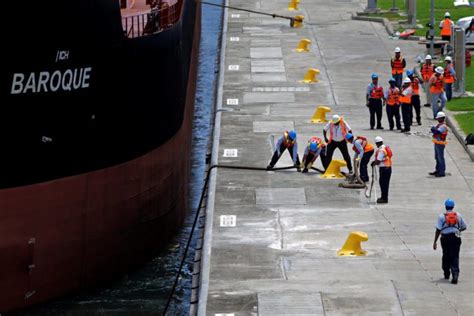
[394,47,401,53]
[425,54,432,60]
[445,12,450,17]
[435,66,444,74]
[445,56,452,62]
[436,111,446,119]
[403,77,412,84]
[375,136,383,143]
[332,114,340,123]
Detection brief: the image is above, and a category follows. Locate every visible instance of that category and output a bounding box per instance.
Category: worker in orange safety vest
[384,77,402,131]
[420,54,436,107]
[400,77,413,133]
[391,47,406,88]
[366,73,384,130]
[323,115,353,173]
[439,12,454,41]
[430,112,449,177]
[429,67,447,119]
[407,69,422,125]
[443,56,457,101]
[345,133,374,183]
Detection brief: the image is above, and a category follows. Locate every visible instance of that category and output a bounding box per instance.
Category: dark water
[20,3,223,315]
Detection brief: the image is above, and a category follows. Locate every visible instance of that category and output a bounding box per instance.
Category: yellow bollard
[288,0,298,11]
[300,68,320,84]
[310,106,331,123]
[295,39,311,52]
[320,159,346,179]
[290,15,304,28]
[337,231,368,256]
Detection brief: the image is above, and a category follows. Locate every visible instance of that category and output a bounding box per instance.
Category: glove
[355,157,361,162]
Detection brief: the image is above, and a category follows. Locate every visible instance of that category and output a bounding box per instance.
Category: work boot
[302,168,308,173]
[377,126,384,130]
[266,164,274,170]
[418,121,422,125]
[435,173,446,177]
[376,198,388,204]
[444,272,450,280]
[429,171,438,175]
[424,103,431,107]
[451,273,458,284]
[296,167,301,172]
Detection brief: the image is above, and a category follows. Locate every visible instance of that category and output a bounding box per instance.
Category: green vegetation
[466,65,473,92]
[447,97,474,111]
[454,112,474,134]
[372,0,474,35]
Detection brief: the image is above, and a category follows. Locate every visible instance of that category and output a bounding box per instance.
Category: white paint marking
[226,98,239,105]
[231,14,240,18]
[228,65,240,71]
[230,37,240,41]
[223,149,238,157]
[220,215,236,227]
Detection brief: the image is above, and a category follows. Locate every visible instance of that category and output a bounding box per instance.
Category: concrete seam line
[197,0,228,314]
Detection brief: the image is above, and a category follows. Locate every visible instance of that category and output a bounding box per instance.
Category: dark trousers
[434,144,446,175]
[270,143,300,167]
[368,98,383,129]
[386,104,402,130]
[445,83,453,101]
[441,233,461,276]
[442,35,451,41]
[393,73,403,88]
[303,152,316,169]
[326,140,352,172]
[360,150,374,182]
[411,94,421,124]
[320,147,329,169]
[379,166,391,200]
[401,102,412,131]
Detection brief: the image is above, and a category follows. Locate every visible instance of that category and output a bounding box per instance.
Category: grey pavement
[198,0,474,315]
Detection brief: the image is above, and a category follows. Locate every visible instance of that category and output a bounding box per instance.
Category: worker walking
[420,54,435,107]
[439,12,454,41]
[400,77,413,133]
[430,67,447,119]
[371,136,392,204]
[385,77,402,131]
[443,56,456,101]
[345,133,374,183]
[407,70,422,125]
[391,47,406,88]
[433,198,467,284]
[430,112,448,177]
[267,130,301,171]
[323,115,353,173]
[366,73,384,130]
[301,137,324,173]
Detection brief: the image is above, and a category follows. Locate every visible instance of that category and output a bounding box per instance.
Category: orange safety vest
[370,85,384,99]
[353,136,374,154]
[430,74,444,93]
[399,86,412,104]
[376,146,392,167]
[391,56,405,75]
[444,65,455,84]
[328,118,347,144]
[441,18,452,36]
[283,131,296,148]
[444,212,459,228]
[432,122,448,145]
[421,63,435,81]
[386,87,400,106]
[412,77,420,95]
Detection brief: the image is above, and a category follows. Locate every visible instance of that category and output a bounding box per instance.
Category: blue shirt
[436,210,467,235]
[276,135,298,163]
[353,140,364,159]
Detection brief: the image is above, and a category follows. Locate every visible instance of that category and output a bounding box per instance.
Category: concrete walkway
[198,0,474,314]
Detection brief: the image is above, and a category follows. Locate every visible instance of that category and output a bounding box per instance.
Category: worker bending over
[301,137,325,173]
[267,130,301,171]
[345,133,374,183]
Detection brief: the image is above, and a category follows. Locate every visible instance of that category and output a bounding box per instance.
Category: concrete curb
[445,109,474,161]
[351,13,394,36]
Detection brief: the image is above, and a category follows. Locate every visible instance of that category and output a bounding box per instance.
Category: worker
[345,133,374,183]
[420,54,435,107]
[439,12,454,41]
[371,136,392,204]
[407,70,422,125]
[429,67,447,119]
[430,111,448,177]
[443,56,457,101]
[391,47,406,88]
[433,198,467,284]
[323,115,353,173]
[400,77,413,133]
[267,130,301,171]
[301,137,324,173]
[366,73,384,130]
[385,77,402,131]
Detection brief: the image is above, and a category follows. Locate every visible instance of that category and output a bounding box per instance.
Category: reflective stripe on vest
[444,65,455,83]
[283,131,295,147]
[430,75,444,93]
[391,56,404,74]
[441,19,452,36]
[399,86,412,104]
[376,146,392,167]
[432,123,448,145]
[421,63,434,81]
[412,77,420,95]
[370,85,384,99]
[328,118,347,144]
[387,87,400,106]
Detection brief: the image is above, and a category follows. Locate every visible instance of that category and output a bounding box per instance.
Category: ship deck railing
[121,1,183,38]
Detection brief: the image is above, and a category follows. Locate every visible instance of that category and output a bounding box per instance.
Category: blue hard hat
[389,77,396,83]
[288,130,297,140]
[406,69,414,76]
[445,198,455,208]
[345,133,353,141]
[371,73,378,79]
[309,141,318,151]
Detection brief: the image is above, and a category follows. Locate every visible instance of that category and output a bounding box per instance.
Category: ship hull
[0,0,201,312]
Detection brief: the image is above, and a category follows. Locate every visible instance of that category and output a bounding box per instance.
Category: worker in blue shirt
[301,137,324,173]
[366,73,384,130]
[430,112,449,177]
[267,130,301,171]
[345,133,374,183]
[433,199,467,284]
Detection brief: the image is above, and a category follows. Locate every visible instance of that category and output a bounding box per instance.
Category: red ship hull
[0,6,200,313]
